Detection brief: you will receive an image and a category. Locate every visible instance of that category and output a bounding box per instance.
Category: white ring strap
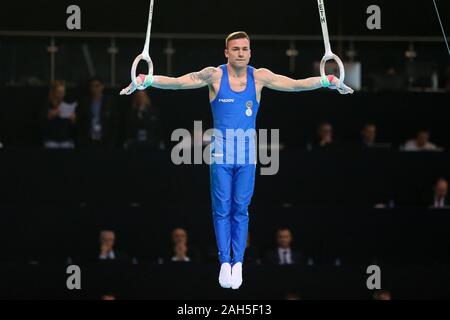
[317,0,345,87]
[131,0,155,89]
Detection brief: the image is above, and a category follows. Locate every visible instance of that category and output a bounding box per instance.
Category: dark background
[1,0,449,36]
[1,0,450,300]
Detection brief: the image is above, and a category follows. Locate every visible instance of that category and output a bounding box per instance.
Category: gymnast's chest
[227,77,248,92]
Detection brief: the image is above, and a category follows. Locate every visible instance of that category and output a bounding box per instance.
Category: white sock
[218,263,232,289]
[231,262,243,290]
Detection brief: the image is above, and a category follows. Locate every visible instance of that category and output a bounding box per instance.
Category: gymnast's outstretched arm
[120,66,220,95]
[254,68,354,95]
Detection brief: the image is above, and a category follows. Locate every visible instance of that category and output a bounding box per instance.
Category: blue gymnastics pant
[210,163,256,265]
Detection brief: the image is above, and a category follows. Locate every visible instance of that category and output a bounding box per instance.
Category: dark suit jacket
[76,95,119,147]
[265,248,304,265]
[125,106,162,148]
[40,102,76,142]
[358,141,392,151]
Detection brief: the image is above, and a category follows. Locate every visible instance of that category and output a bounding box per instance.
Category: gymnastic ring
[320,53,345,88]
[131,54,154,90]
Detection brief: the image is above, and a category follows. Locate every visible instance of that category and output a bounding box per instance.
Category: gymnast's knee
[212,202,232,219]
[232,202,250,218]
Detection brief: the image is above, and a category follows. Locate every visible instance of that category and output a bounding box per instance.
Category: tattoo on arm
[189,67,217,83]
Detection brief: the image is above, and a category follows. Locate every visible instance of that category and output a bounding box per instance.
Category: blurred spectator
[124,91,163,149]
[264,228,303,265]
[171,228,190,262]
[172,227,188,245]
[372,290,392,300]
[244,232,261,265]
[359,123,391,150]
[172,242,190,262]
[307,122,336,151]
[100,293,116,300]
[361,123,376,148]
[163,228,201,263]
[76,76,119,148]
[429,177,448,208]
[98,230,129,262]
[41,80,76,148]
[402,129,442,152]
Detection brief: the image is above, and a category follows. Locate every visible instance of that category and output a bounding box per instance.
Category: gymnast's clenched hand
[119,74,150,95]
[329,77,354,95]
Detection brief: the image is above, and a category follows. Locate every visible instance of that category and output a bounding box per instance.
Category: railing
[1,30,449,42]
[1,31,448,88]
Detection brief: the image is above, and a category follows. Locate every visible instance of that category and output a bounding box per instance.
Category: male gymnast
[120,31,353,289]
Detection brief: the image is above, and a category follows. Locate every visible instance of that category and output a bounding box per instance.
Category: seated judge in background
[307,122,339,151]
[428,177,448,209]
[161,228,202,263]
[359,123,392,150]
[76,76,119,148]
[98,230,129,263]
[124,90,163,150]
[171,242,191,263]
[265,228,303,265]
[401,129,442,152]
[41,80,77,149]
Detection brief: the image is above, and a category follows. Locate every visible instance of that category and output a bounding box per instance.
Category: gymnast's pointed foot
[218,263,232,289]
[230,262,243,290]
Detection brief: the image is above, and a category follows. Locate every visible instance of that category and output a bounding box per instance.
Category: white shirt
[171,256,191,262]
[278,247,292,265]
[433,196,446,208]
[99,250,115,260]
[403,140,439,152]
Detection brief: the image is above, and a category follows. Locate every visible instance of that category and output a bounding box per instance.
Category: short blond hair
[225,31,250,48]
